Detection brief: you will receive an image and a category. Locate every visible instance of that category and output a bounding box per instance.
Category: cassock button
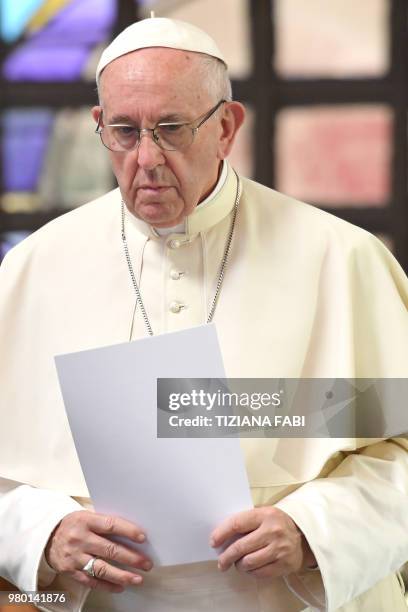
[169,301,184,314]
[169,239,181,249]
[170,269,182,280]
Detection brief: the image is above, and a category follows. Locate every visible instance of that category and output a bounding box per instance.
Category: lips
[138,185,169,191]
[136,186,172,203]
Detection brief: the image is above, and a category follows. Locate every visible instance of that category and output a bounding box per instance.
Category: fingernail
[210,537,215,547]
[217,562,223,571]
[131,575,142,585]
[137,534,146,543]
[143,561,152,571]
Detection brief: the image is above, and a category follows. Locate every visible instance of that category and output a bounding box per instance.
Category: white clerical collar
[153,160,228,236]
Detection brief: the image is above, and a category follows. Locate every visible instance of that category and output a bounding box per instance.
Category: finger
[88,513,146,543]
[87,534,153,571]
[73,569,125,593]
[79,556,144,588]
[245,560,287,579]
[235,545,276,573]
[211,509,262,548]
[217,529,268,571]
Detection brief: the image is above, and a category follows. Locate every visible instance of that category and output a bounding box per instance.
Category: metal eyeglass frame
[95,99,226,152]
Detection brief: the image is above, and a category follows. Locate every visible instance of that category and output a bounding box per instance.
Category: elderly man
[0,16,408,612]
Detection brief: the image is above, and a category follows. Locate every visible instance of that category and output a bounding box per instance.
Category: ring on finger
[82,556,99,578]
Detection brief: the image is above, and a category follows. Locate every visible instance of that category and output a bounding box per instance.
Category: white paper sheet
[55,324,252,566]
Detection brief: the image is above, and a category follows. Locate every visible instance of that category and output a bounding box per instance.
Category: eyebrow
[158,113,187,123]
[108,114,136,125]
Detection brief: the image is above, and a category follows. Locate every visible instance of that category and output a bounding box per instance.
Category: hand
[45,510,153,593]
[210,506,316,578]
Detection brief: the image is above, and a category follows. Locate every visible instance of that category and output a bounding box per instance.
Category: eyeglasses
[95,99,226,153]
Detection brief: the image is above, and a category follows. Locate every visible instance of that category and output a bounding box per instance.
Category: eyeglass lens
[101,124,195,152]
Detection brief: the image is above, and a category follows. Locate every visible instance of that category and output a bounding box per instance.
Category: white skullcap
[96,17,227,83]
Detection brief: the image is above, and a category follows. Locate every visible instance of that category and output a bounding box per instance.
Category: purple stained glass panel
[1,109,54,191]
[4,46,90,81]
[3,0,117,81]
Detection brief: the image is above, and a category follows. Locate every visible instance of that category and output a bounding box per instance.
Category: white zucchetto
[96,17,227,83]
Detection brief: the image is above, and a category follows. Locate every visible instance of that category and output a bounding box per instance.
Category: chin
[137,203,182,227]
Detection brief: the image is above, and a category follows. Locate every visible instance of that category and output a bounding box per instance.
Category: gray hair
[97,52,232,105]
[195,54,233,102]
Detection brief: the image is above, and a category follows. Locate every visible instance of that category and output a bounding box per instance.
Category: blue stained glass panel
[3,0,117,81]
[1,109,54,191]
[0,0,43,43]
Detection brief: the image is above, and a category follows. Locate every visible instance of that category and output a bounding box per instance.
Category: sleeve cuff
[37,551,58,588]
[284,569,326,611]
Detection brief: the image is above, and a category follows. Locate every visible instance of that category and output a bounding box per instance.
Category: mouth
[138,185,171,193]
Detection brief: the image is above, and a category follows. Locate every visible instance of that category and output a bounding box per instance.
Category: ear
[217,101,246,159]
[91,105,102,125]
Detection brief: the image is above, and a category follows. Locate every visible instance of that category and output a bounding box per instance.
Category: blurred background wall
[0,0,407,271]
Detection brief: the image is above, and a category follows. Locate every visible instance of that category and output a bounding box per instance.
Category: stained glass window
[2,109,54,193]
[38,108,113,209]
[0,0,120,226]
[2,0,117,81]
[1,0,44,43]
[275,105,392,206]
[274,0,389,78]
[1,107,113,213]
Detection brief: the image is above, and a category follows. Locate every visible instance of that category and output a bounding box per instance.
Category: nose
[135,129,166,171]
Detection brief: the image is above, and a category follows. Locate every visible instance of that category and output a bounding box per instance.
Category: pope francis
[0,16,408,612]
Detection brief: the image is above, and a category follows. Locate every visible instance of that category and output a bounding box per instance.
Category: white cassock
[0,161,407,612]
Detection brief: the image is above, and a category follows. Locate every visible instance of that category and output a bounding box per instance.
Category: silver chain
[121,170,242,337]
